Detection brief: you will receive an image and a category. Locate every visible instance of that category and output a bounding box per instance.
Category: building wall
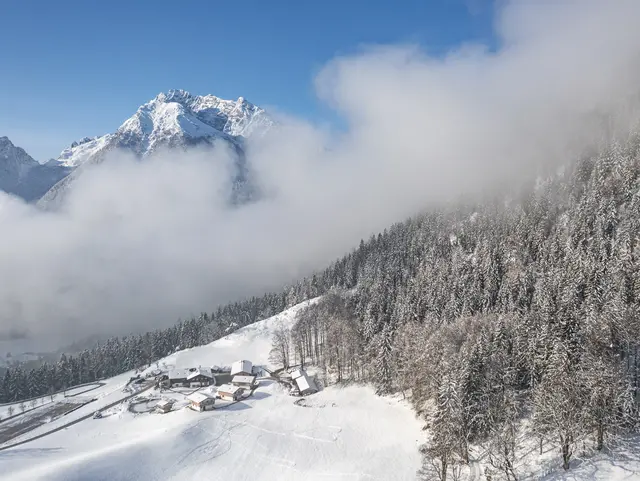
[219,392,241,402]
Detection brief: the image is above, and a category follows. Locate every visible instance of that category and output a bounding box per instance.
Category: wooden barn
[155,399,173,414]
[231,375,257,390]
[216,384,245,402]
[231,360,253,377]
[187,392,215,412]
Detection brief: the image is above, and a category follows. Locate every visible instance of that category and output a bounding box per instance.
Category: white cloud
[2,0,640,350]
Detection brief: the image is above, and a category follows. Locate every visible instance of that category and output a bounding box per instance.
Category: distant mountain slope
[38,90,272,208]
[0,137,70,202]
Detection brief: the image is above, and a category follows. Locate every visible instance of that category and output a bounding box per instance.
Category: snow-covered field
[0,299,425,481]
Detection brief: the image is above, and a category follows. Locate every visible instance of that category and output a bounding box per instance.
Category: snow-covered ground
[0,299,425,481]
[464,420,640,481]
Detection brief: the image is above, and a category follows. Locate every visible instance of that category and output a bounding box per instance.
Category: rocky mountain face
[0,90,272,207]
[0,137,70,202]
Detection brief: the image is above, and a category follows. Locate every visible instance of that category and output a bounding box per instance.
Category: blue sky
[0,0,495,160]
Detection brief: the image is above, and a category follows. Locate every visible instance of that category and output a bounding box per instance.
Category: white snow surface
[0,299,425,481]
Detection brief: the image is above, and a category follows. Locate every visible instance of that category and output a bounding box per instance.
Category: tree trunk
[596,423,604,451]
[441,456,448,481]
[561,441,571,470]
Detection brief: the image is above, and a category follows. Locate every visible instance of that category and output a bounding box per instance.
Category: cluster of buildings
[153,360,320,414]
[156,360,260,413]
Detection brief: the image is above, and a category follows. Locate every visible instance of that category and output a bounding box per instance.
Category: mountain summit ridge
[56,89,272,169]
[34,90,272,208]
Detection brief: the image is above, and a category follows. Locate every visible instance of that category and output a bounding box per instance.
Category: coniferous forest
[3,130,640,475]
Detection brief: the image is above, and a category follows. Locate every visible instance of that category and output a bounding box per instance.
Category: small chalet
[292,369,318,396]
[231,375,257,390]
[187,392,215,411]
[231,360,253,377]
[216,383,245,402]
[167,367,213,388]
[155,399,174,414]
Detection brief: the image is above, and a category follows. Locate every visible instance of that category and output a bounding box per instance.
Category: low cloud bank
[2,0,640,349]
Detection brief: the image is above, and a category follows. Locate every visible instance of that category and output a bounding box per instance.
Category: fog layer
[1,0,639,349]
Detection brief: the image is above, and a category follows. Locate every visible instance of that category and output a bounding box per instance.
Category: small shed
[216,384,245,402]
[231,360,253,377]
[156,399,174,414]
[232,375,257,389]
[187,392,215,412]
[294,371,318,396]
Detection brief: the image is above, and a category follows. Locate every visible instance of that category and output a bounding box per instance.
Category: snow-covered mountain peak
[38,90,272,208]
[141,89,273,139]
[117,94,223,146]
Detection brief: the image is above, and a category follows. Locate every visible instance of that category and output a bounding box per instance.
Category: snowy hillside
[0,137,70,201]
[38,90,272,208]
[0,299,425,481]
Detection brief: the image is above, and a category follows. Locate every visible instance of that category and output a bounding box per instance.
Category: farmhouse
[231,375,257,390]
[291,369,318,396]
[216,384,245,402]
[187,392,215,412]
[155,399,173,414]
[167,367,214,388]
[231,360,253,377]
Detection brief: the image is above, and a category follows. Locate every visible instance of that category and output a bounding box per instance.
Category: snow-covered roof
[295,374,317,393]
[156,399,173,408]
[187,392,214,404]
[231,360,253,376]
[187,368,213,380]
[232,375,256,384]
[217,384,243,395]
[290,369,304,380]
[168,368,190,380]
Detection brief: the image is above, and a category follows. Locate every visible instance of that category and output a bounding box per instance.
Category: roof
[295,373,317,393]
[290,369,304,380]
[231,360,253,375]
[217,384,243,395]
[187,392,214,404]
[232,375,256,384]
[168,368,190,380]
[156,399,173,408]
[187,368,213,380]
[169,367,213,380]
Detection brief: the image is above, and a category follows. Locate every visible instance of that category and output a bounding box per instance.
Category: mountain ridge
[35,90,272,208]
[0,136,70,202]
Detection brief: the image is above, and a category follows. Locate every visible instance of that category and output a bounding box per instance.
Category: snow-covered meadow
[0,300,425,481]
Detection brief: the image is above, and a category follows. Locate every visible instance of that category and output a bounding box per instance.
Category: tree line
[271,134,640,478]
